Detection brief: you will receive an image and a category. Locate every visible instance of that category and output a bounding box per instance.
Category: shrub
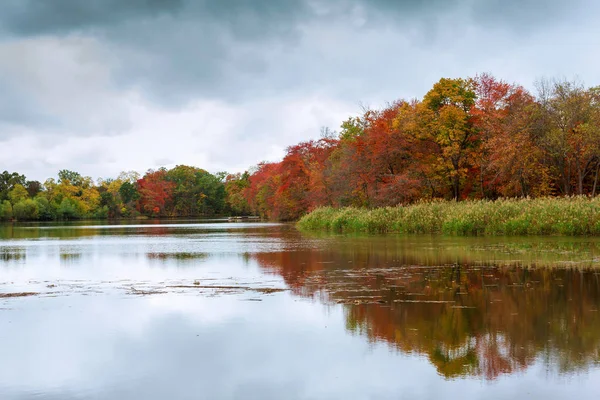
[13,199,40,221]
[0,200,13,221]
[56,198,79,220]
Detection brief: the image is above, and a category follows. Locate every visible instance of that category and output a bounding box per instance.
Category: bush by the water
[297,197,600,236]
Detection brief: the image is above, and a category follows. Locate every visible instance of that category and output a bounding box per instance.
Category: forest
[0,167,230,221]
[1,74,599,222]
[237,74,600,220]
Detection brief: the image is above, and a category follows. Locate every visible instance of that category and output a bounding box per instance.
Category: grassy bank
[297,197,600,236]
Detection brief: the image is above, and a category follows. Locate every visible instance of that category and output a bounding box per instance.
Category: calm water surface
[1,221,600,399]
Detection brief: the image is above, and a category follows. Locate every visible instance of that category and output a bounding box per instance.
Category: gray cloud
[0,78,59,132]
[2,1,582,37]
[0,0,309,39]
[0,0,589,107]
[0,0,184,35]
[0,0,315,108]
[356,0,584,27]
[470,0,584,28]
[0,0,598,180]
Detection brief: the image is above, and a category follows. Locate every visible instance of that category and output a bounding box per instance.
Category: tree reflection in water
[253,238,600,380]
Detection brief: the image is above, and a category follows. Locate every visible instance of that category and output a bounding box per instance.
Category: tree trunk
[567,162,572,195]
[452,159,460,201]
[453,175,460,201]
[519,174,527,198]
[592,161,600,197]
[480,164,485,199]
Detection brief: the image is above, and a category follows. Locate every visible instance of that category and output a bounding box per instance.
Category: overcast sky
[1,0,599,181]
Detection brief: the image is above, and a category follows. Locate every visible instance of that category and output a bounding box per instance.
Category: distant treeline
[229,74,600,220]
[0,167,236,221]
[2,74,600,222]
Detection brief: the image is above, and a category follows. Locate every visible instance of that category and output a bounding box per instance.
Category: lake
[1,221,600,399]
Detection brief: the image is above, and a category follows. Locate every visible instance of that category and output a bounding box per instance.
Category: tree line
[2,74,599,221]
[228,74,600,220]
[0,166,231,221]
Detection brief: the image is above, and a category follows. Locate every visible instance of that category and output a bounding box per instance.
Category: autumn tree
[244,162,281,219]
[137,169,175,217]
[536,79,600,195]
[589,86,600,195]
[225,172,252,215]
[327,115,373,206]
[420,78,479,200]
[363,102,424,205]
[474,74,550,197]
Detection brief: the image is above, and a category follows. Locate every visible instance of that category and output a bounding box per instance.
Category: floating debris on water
[0,292,39,298]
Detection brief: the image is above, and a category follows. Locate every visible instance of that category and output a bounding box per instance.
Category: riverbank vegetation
[231,74,600,220]
[2,74,600,223]
[297,197,600,235]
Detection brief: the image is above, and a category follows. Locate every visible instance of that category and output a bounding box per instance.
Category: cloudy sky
[0,0,599,181]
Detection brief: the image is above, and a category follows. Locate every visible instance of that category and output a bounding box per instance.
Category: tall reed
[297,197,600,236]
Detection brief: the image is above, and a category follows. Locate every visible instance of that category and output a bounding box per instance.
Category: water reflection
[0,220,281,241]
[2,222,600,398]
[252,236,600,380]
[146,252,209,265]
[0,248,25,262]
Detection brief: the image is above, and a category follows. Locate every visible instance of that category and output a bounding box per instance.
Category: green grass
[297,197,600,236]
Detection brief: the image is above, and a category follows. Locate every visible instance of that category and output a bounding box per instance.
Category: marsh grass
[297,197,600,236]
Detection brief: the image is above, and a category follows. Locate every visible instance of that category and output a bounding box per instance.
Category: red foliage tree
[136,169,175,217]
